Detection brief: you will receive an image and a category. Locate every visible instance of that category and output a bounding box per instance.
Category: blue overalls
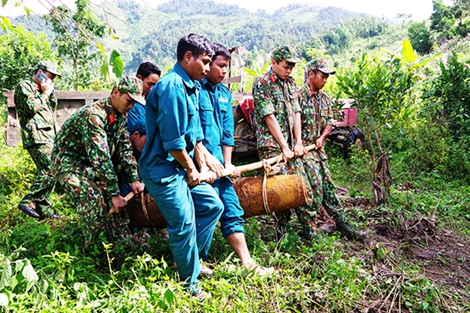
[200,79,245,237]
[139,63,223,293]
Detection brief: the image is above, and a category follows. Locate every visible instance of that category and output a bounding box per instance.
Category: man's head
[36,61,61,82]
[177,33,214,81]
[127,108,146,152]
[306,58,336,92]
[206,42,231,85]
[271,45,300,80]
[110,76,145,115]
[136,62,161,98]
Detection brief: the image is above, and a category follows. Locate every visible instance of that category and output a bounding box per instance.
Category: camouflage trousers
[258,147,316,230]
[300,152,344,222]
[20,143,55,216]
[55,171,132,247]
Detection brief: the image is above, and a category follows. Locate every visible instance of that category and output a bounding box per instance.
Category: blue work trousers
[143,171,223,292]
[212,176,245,238]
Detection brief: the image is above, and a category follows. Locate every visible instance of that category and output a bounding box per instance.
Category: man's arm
[15,82,51,117]
[169,148,200,187]
[83,112,121,197]
[315,124,333,150]
[222,145,240,177]
[201,143,224,178]
[264,114,294,161]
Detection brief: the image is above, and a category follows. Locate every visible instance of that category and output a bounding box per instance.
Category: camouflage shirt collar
[101,97,121,117]
[302,83,323,98]
[268,68,292,85]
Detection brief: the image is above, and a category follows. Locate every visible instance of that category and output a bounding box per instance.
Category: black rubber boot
[334,215,366,241]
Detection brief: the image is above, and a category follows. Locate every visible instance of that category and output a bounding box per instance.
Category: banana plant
[96,43,124,84]
[335,39,438,204]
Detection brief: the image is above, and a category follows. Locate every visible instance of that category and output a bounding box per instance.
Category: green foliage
[44,0,107,89]
[427,52,470,139]
[431,0,470,41]
[0,25,55,90]
[96,43,123,84]
[408,21,434,55]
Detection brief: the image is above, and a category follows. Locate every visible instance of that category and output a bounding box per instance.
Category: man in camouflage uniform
[298,58,365,240]
[15,61,61,219]
[51,76,145,247]
[252,45,315,234]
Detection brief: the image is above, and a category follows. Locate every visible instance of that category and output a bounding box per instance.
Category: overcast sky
[0,0,454,20]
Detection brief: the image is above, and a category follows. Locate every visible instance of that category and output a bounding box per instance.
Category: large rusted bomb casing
[126,175,307,229]
[232,175,307,217]
[126,193,167,229]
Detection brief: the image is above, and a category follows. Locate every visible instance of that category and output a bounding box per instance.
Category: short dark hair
[176,33,213,61]
[136,62,161,78]
[211,42,231,63]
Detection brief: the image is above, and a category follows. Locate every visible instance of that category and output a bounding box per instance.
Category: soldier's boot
[334,215,366,241]
[18,203,40,219]
[35,198,58,220]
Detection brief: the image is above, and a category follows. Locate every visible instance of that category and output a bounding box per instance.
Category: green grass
[0,137,469,312]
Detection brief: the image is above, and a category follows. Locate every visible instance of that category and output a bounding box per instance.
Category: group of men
[14,33,364,299]
[253,47,365,241]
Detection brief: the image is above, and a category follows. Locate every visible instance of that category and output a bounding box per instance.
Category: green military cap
[116,76,146,105]
[271,45,301,63]
[306,58,336,75]
[37,61,62,77]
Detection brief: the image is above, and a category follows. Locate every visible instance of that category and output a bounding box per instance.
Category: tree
[0,23,55,90]
[44,0,107,89]
[431,0,454,34]
[335,40,434,204]
[408,22,434,55]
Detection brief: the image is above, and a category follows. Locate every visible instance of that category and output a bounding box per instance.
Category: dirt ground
[332,192,470,293]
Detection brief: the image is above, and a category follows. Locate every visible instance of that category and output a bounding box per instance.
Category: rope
[261,155,286,215]
[140,192,156,227]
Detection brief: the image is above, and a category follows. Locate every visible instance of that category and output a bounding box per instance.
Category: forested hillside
[8,0,373,75]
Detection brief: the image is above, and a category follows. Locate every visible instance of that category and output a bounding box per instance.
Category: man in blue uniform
[199,43,274,275]
[139,33,224,300]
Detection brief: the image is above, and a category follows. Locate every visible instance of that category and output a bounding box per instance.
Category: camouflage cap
[37,60,61,77]
[271,45,301,63]
[306,58,336,75]
[116,76,146,105]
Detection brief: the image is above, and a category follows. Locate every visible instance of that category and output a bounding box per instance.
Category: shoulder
[321,91,332,102]
[74,100,107,125]
[15,80,35,95]
[253,72,271,89]
[287,76,298,87]
[217,84,232,99]
[297,84,308,94]
[156,71,183,93]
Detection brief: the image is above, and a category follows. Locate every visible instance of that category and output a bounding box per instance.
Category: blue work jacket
[139,62,203,181]
[199,78,234,164]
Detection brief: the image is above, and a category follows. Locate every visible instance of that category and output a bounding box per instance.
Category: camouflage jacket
[51,97,139,197]
[252,69,301,151]
[14,79,58,149]
[298,84,334,160]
